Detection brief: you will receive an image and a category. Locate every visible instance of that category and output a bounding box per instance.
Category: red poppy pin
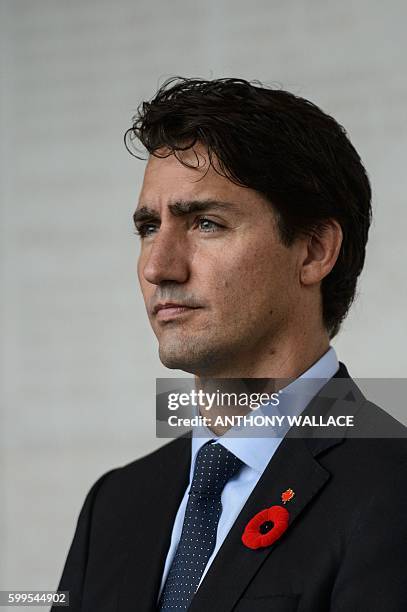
[242,489,294,550]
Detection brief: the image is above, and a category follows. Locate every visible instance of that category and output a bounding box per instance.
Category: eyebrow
[133,207,160,225]
[133,199,239,226]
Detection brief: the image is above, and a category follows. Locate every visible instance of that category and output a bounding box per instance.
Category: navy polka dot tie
[158,442,243,610]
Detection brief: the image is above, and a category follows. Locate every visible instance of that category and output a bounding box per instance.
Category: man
[54,78,407,611]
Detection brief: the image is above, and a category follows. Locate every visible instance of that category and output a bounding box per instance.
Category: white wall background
[1,0,406,598]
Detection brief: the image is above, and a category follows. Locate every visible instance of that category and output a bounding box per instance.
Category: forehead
[138,146,267,211]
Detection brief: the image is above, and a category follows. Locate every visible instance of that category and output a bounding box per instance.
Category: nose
[141,227,190,286]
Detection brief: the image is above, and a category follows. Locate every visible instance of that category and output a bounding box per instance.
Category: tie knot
[189,442,243,498]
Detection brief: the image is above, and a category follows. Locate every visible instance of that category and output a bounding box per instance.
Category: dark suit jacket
[54,364,407,611]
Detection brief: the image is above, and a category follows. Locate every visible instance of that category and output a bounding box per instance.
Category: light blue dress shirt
[158,347,339,596]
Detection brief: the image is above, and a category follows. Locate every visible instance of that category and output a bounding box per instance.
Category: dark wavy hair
[125,77,372,339]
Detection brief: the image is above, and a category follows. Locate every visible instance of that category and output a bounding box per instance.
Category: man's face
[136,145,303,376]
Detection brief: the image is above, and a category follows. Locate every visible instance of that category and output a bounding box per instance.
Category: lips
[153,303,200,321]
[154,302,184,314]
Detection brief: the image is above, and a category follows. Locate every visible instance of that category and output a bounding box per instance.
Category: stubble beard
[158,333,223,375]
[156,325,262,377]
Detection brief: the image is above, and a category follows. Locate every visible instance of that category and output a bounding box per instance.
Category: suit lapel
[117,436,191,612]
[189,364,361,612]
[188,435,336,612]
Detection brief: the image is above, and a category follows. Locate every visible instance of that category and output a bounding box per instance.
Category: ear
[300,219,343,286]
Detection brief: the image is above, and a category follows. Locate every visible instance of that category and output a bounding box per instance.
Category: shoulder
[117,434,190,483]
[82,435,191,511]
[316,397,407,512]
[303,369,407,512]
[321,366,406,466]
[345,394,407,471]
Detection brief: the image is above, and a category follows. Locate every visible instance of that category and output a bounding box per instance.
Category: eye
[197,218,222,233]
[134,223,158,238]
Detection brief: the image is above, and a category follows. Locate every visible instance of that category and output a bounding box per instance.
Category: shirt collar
[191,347,339,475]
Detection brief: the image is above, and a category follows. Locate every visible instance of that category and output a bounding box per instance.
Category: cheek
[200,251,262,306]
[137,257,152,301]
[136,251,145,282]
[136,253,142,281]
[205,245,295,313]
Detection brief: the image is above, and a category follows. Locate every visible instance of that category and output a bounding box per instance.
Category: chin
[158,340,220,375]
[159,346,198,373]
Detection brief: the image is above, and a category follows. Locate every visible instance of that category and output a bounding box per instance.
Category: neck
[197,327,330,380]
[194,328,331,436]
